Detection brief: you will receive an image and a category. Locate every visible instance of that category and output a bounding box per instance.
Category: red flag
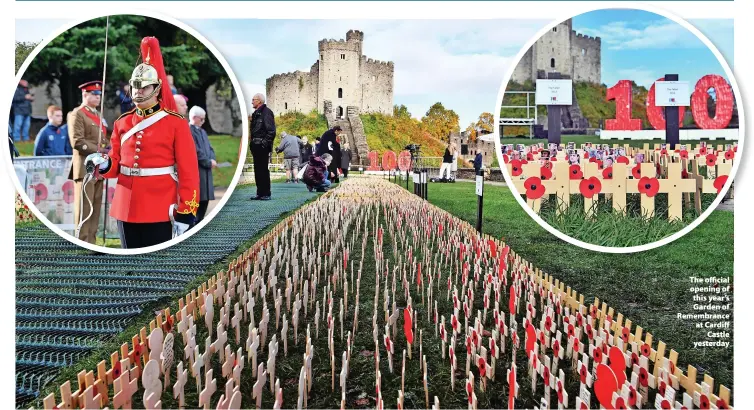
[403,309,414,344]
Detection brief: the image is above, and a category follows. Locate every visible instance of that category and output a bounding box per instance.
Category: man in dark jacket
[329,136,341,183]
[299,136,313,166]
[12,80,33,142]
[473,152,483,175]
[340,143,352,178]
[316,125,342,156]
[189,106,216,223]
[34,105,72,156]
[249,93,276,200]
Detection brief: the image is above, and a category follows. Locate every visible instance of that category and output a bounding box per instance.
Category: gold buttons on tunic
[133,163,139,168]
[136,141,141,145]
[135,148,141,153]
[134,155,140,160]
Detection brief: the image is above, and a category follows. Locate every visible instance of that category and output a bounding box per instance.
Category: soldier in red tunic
[86,37,199,248]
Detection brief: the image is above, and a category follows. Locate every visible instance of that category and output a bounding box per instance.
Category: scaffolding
[499,91,537,139]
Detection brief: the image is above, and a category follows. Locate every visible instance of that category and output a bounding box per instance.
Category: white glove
[85,153,110,170]
[173,221,190,237]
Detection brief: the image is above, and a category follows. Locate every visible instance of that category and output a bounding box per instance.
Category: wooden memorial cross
[253,363,267,409]
[173,361,188,409]
[198,369,217,410]
[112,359,138,409]
[267,335,279,393]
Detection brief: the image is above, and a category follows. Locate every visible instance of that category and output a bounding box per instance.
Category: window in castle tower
[582,48,586,55]
[285,103,288,110]
[341,54,345,59]
[321,54,323,61]
[338,88,343,98]
[550,58,555,68]
[553,27,557,32]
[372,75,376,81]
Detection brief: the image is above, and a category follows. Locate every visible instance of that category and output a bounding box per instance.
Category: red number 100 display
[605,74,734,131]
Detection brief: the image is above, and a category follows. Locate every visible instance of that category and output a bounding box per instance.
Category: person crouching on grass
[303,153,333,192]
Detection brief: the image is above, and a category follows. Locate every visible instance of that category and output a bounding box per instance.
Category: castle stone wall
[360,57,394,114]
[570,32,601,83]
[266,70,318,115]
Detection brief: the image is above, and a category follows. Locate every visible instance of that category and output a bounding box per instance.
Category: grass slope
[415,180,733,390]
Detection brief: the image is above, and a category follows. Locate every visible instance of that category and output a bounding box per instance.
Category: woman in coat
[340,143,352,178]
[188,106,216,223]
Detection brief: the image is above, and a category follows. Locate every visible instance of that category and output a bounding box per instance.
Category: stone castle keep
[511,18,601,84]
[266,30,394,117]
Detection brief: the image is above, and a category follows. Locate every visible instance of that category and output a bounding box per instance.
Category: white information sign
[655,81,690,107]
[475,175,484,196]
[535,79,573,105]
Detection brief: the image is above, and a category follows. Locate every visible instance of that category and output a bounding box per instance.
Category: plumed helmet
[129,37,177,111]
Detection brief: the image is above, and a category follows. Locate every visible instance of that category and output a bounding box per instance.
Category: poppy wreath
[510,159,523,177]
[579,177,602,199]
[569,164,583,180]
[638,177,660,197]
[540,166,553,180]
[631,165,642,179]
[713,175,728,194]
[706,153,718,167]
[617,156,630,165]
[725,150,734,161]
[602,167,613,179]
[524,176,546,200]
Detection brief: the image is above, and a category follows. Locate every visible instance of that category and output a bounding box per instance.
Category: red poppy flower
[526,152,534,161]
[631,165,641,179]
[583,151,590,159]
[700,147,708,155]
[706,154,717,167]
[716,398,729,409]
[628,385,637,406]
[658,380,667,396]
[113,361,122,378]
[550,157,557,162]
[579,177,602,199]
[568,324,575,338]
[510,160,523,177]
[553,340,560,356]
[660,148,668,156]
[569,164,583,180]
[503,154,510,164]
[617,156,630,164]
[680,150,689,159]
[681,169,689,179]
[638,177,660,197]
[639,367,649,387]
[713,175,728,194]
[725,150,734,161]
[579,364,588,383]
[62,180,75,204]
[660,399,672,409]
[641,343,651,357]
[586,323,593,339]
[669,360,676,374]
[545,316,552,330]
[615,397,627,409]
[557,380,564,402]
[589,157,598,163]
[540,166,553,180]
[699,395,710,409]
[524,177,546,200]
[593,346,603,363]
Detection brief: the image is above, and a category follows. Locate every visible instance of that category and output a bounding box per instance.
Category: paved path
[14,183,316,406]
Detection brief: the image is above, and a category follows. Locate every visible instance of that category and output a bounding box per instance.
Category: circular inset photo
[495,6,742,252]
[9,13,247,253]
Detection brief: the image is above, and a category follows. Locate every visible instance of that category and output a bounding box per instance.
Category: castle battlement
[361,56,394,67]
[268,30,393,117]
[572,31,601,43]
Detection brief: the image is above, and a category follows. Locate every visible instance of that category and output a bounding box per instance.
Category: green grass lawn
[500,134,730,149]
[14,135,240,188]
[411,180,733,390]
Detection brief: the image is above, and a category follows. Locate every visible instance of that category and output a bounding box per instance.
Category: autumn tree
[421,102,459,140]
[465,112,495,141]
[393,104,412,120]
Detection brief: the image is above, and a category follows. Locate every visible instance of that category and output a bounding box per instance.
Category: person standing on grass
[249,93,276,200]
[299,135,313,169]
[316,125,342,156]
[12,79,33,142]
[329,135,341,184]
[275,131,303,183]
[340,142,352,178]
[438,142,456,181]
[189,106,216,224]
[34,105,72,156]
[473,151,483,175]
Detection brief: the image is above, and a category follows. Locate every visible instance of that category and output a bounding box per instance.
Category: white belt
[121,165,176,177]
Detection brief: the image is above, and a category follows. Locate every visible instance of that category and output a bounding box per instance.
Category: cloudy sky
[17,14,733,126]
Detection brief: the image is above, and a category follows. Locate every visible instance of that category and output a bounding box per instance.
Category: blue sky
[16,15,733,126]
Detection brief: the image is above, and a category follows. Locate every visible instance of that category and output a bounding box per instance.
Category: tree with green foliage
[15,41,37,74]
[465,112,494,141]
[393,104,412,120]
[421,102,459,140]
[21,16,230,130]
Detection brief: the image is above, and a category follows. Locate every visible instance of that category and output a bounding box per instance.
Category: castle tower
[532,18,573,80]
[317,30,364,117]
